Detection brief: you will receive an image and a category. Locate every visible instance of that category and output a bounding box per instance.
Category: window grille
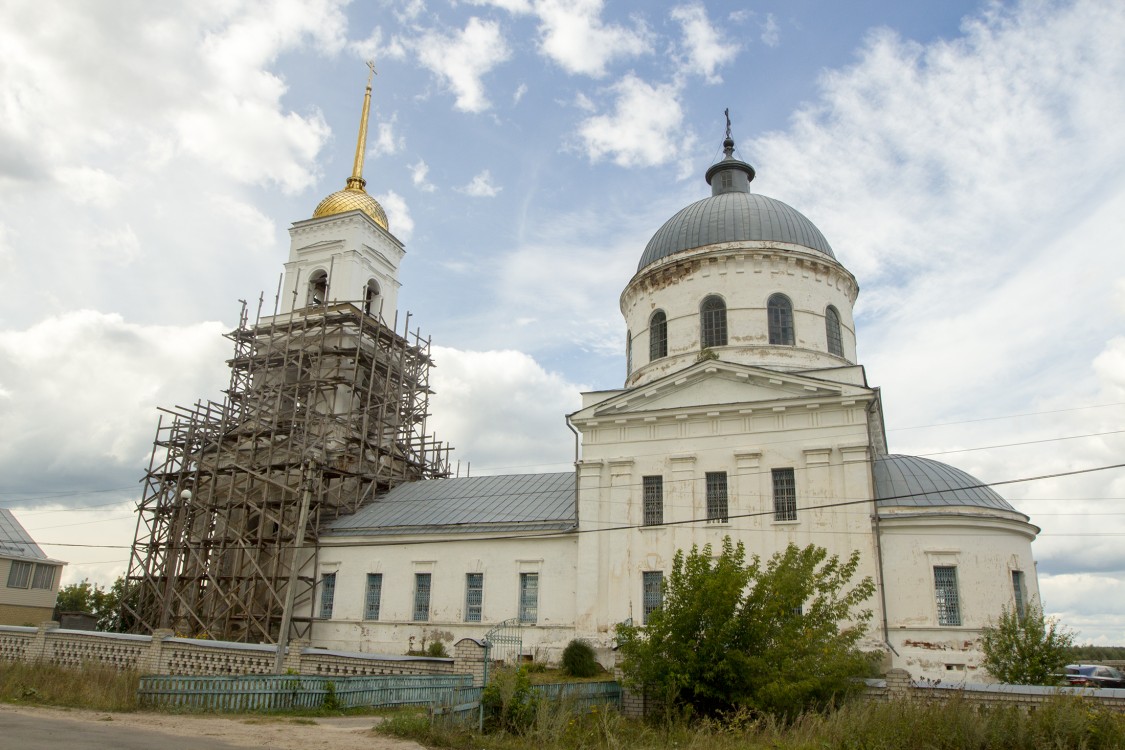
[465,573,483,622]
[772,468,797,521]
[30,564,55,590]
[934,566,961,626]
[625,331,633,377]
[519,573,539,624]
[706,472,728,522]
[649,311,668,360]
[364,573,382,620]
[642,571,663,624]
[413,573,432,622]
[643,476,664,526]
[768,294,795,345]
[319,572,336,619]
[1012,570,1025,622]
[825,305,843,357]
[6,561,31,589]
[700,296,727,348]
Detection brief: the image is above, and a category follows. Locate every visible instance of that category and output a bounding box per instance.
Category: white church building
[283,97,1040,682]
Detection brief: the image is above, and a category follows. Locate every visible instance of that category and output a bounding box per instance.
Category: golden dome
[312,185,389,230]
[311,62,389,232]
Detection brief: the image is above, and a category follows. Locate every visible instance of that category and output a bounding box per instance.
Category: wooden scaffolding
[123,299,451,642]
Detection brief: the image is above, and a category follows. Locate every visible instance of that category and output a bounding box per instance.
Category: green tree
[616,538,876,720]
[55,576,138,632]
[980,602,1074,685]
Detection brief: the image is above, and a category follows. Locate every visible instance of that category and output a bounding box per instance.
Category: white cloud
[428,347,584,474]
[760,13,780,47]
[457,169,502,197]
[513,83,528,104]
[0,311,230,495]
[376,189,414,240]
[412,17,511,112]
[410,159,436,192]
[533,0,651,77]
[576,75,686,167]
[466,0,533,13]
[369,116,404,157]
[670,3,740,83]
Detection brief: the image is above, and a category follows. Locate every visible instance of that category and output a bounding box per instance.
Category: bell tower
[280,61,403,321]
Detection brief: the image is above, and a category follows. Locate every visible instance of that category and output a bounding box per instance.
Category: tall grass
[0,661,140,711]
[381,693,1125,750]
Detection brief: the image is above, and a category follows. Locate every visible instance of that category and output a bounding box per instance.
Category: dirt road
[0,704,425,750]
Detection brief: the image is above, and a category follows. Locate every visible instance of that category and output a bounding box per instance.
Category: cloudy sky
[1,0,1123,644]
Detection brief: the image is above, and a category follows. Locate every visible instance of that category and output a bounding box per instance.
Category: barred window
[465,573,484,623]
[825,305,843,357]
[772,468,797,522]
[1012,570,1026,622]
[6,560,31,589]
[31,564,55,590]
[700,296,727,348]
[413,573,432,622]
[642,571,663,624]
[649,311,668,360]
[319,572,336,619]
[364,573,382,620]
[626,331,633,377]
[643,475,664,526]
[934,566,961,626]
[706,472,728,523]
[768,294,794,345]
[519,573,539,624]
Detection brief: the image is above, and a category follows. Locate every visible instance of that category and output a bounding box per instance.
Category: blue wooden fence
[137,673,473,711]
[429,681,623,726]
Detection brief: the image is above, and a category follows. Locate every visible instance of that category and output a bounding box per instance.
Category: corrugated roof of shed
[327,472,576,536]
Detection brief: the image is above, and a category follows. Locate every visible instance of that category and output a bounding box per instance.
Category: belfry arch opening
[308,270,329,307]
[364,279,382,318]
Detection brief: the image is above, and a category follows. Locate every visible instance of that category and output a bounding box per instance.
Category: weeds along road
[0,704,423,750]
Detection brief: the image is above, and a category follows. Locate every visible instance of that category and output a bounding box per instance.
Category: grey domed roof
[639,191,835,270]
[873,454,1019,514]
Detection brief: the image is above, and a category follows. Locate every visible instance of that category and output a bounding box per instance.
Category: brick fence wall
[864,668,1125,712]
[0,622,488,685]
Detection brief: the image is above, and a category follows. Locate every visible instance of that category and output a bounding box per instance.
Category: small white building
[290,122,1039,682]
[0,509,65,626]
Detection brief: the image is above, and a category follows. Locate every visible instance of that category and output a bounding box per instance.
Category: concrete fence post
[284,638,309,674]
[24,621,59,664]
[453,638,487,686]
[885,668,913,698]
[139,629,175,675]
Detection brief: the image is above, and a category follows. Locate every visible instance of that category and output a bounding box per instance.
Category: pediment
[573,360,872,420]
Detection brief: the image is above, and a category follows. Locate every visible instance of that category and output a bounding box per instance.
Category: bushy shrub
[426,640,449,657]
[482,666,539,733]
[561,639,599,677]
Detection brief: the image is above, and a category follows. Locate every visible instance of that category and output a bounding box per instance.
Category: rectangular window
[364,573,382,620]
[772,468,797,521]
[1012,570,1026,622]
[519,573,539,624]
[6,560,32,589]
[413,573,432,622]
[642,571,663,625]
[319,572,336,619]
[465,573,483,622]
[934,566,961,626]
[705,472,728,522]
[30,564,55,590]
[643,476,664,526]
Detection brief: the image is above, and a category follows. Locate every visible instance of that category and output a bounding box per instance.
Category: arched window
[363,279,381,318]
[700,296,727,348]
[767,294,794,345]
[649,310,668,360]
[625,330,633,377]
[825,305,843,357]
[308,270,328,307]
